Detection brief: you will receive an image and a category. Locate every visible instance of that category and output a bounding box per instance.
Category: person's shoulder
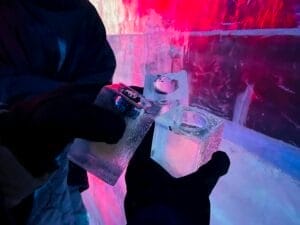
[0,0,15,8]
[78,0,105,26]
[77,0,98,11]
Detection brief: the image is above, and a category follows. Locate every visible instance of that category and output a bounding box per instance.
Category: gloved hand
[124,125,230,225]
[27,95,126,144]
[1,91,126,177]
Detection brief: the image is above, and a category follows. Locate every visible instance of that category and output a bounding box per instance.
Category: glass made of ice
[151,106,224,178]
[68,83,160,185]
[143,70,189,115]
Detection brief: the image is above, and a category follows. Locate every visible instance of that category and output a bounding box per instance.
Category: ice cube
[153,75,179,94]
[151,106,224,178]
[143,70,189,110]
[68,83,160,185]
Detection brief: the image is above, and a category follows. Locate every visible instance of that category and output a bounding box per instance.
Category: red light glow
[123,0,297,30]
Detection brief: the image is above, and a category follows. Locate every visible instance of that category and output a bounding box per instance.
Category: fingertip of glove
[211,151,230,176]
[104,114,126,144]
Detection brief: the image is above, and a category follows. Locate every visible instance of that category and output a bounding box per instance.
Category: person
[124,125,230,225]
[1,1,230,224]
[0,0,116,105]
[0,0,125,224]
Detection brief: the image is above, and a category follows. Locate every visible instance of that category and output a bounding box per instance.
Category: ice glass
[151,106,224,178]
[143,70,189,114]
[68,83,160,185]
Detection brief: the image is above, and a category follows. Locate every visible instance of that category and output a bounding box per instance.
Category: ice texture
[80,1,300,224]
[83,121,300,225]
[210,125,300,225]
[151,106,224,177]
[91,0,300,148]
[233,83,254,125]
[108,31,300,147]
[82,120,300,225]
[143,70,189,107]
[68,84,160,185]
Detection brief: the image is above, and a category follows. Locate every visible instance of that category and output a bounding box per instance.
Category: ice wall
[92,0,300,147]
[94,0,299,33]
[106,31,300,146]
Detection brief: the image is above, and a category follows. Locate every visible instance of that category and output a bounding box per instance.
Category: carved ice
[151,105,224,177]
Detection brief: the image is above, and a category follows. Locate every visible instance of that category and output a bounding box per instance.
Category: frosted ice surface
[154,75,178,94]
[81,173,127,225]
[233,84,254,125]
[151,106,224,177]
[143,70,189,107]
[82,121,300,225]
[211,138,300,225]
[68,84,160,185]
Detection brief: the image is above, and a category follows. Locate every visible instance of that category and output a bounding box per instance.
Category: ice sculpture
[68,84,160,185]
[151,105,224,178]
[143,70,189,114]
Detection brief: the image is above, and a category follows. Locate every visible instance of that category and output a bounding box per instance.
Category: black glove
[28,94,126,144]
[1,91,126,177]
[124,125,230,225]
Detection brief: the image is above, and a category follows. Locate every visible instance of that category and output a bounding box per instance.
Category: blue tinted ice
[153,75,179,94]
[143,70,189,109]
[68,84,160,185]
[151,106,224,178]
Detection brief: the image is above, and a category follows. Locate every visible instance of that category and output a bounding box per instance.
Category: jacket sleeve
[0,1,115,105]
[71,3,116,86]
[0,71,65,105]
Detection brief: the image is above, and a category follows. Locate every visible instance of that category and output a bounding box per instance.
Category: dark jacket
[0,0,122,178]
[0,0,116,105]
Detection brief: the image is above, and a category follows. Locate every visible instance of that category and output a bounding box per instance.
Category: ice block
[151,106,224,178]
[68,83,160,185]
[143,70,189,114]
